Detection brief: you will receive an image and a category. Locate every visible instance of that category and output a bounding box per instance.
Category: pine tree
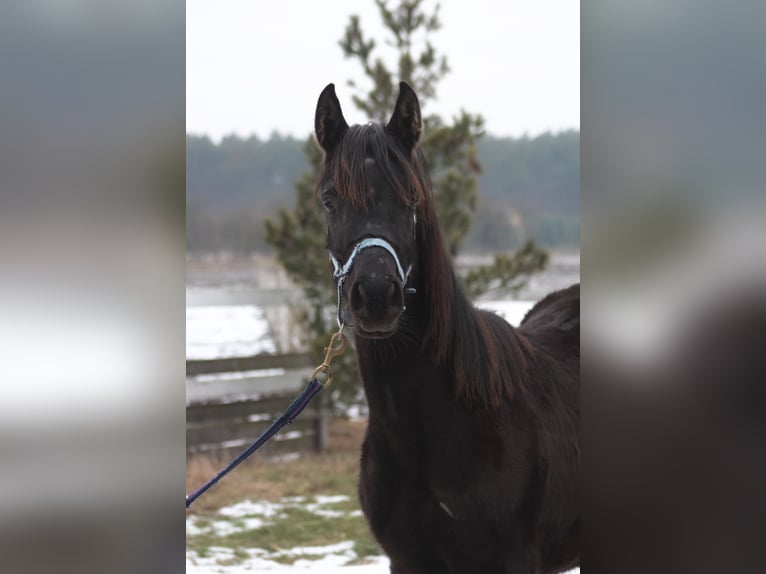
[265,0,547,412]
[263,138,364,413]
[340,0,482,255]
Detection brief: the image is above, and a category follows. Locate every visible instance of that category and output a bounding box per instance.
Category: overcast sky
[187,0,579,141]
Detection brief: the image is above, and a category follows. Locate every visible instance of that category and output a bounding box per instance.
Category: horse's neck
[354,309,440,426]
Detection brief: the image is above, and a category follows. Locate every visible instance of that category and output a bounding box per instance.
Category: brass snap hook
[311,328,347,387]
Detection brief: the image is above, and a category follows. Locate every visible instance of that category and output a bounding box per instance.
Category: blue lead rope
[185,379,324,509]
[186,329,346,509]
[188,239,409,508]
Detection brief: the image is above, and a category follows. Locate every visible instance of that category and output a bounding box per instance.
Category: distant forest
[187,131,579,254]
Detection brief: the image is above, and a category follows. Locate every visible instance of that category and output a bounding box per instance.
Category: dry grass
[186,417,367,514]
[186,417,381,566]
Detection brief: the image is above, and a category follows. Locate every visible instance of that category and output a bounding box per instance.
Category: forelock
[319,123,428,212]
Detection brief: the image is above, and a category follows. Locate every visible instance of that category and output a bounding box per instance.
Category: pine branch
[463,241,549,300]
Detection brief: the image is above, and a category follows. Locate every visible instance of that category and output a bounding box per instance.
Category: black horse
[314,81,579,574]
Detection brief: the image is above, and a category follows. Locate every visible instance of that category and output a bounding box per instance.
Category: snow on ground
[188,499,578,573]
[188,549,574,574]
[186,305,278,359]
[186,497,357,539]
[186,545,390,573]
[187,497,388,573]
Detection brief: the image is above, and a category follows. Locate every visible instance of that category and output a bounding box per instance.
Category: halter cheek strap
[329,237,414,328]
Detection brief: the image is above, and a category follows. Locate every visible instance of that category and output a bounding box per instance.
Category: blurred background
[0,1,185,573]
[582,1,766,572]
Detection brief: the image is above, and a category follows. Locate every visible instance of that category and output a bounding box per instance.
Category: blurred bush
[583,1,766,571]
[0,2,185,572]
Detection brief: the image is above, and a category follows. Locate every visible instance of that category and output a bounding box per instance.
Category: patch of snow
[313,495,350,505]
[477,300,535,326]
[247,413,272,422]
[270,452,301,462]
[186,545,391,573]
[217,499,286,519]
[187,496,364,542]
[273,430,303,441]
[186,517,268,537]
[344,403,367,421]
[282,540,355,557]
[209,518,267,536]
[186,305,277,359]
[213,496,354,523]
[219,439,249,449]
[185,517,207,537]
[190,368,286,383]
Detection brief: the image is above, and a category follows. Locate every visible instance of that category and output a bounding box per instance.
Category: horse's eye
[322,196,336,213]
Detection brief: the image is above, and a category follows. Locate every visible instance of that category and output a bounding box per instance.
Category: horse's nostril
[350,282,366,311]
[351,278,402,313]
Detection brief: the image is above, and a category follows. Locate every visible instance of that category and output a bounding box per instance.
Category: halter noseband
[329,237,414,328]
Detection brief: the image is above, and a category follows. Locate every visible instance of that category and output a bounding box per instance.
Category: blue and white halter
[329,237,414,328]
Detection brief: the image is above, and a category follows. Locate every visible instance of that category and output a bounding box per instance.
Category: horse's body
[315,82,579,574]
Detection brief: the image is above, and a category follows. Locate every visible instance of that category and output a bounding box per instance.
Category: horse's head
[315,82,426,339]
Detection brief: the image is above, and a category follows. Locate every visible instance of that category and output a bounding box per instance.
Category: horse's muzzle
[347,255,404,337]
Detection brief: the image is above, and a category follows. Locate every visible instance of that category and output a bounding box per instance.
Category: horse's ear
[315,83,349,153]
[386,81,422,153]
